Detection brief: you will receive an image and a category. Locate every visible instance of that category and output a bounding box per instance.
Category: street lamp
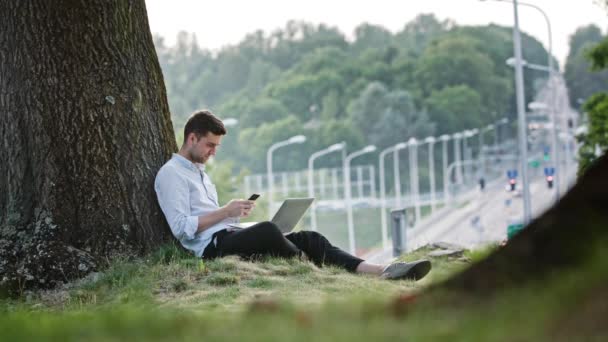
[506,58,551,72]
[267,135,306,219]
[479,124,495,180]
[463,129,478,183]
[308,142,346,231]
[424,136,437,212]
[221,118,239,127]
[483,0,555,75]
[440,134,451,204]
[408,137,421,225]
[558,132,574,190]
[482,0,548,224]
[510,0,532,225]
[452,132,464,184]
[495,117,509,151]
[379,142,407,249]
[344,145,376,255]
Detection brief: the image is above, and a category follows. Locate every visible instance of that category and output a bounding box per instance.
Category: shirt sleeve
[154,166,199,241]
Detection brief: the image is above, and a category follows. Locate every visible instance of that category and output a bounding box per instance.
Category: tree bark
[0,0,177,294]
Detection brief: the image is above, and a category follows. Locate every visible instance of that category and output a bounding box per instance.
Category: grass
[1,241,606,341]
[314,205,435,254]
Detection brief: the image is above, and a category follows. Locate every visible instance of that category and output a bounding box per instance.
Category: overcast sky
[145,0,607,68]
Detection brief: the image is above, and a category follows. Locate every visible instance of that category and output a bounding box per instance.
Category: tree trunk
[0,0,177,294]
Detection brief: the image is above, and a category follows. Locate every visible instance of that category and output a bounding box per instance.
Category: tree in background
[564,25,608,110]
[348,82,435,149]
[425,85,484,134]
[237,116,304,171]
[351,23,393,54]
[577,23,608,174]
[393,14,454,57]
[153,16,552,173]
[0,1,176,293]
[239,98,290,128]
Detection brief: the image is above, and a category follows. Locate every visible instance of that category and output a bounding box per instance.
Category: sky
[145,0,607,69]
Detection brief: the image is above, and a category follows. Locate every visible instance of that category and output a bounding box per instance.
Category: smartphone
[248,194,260,201]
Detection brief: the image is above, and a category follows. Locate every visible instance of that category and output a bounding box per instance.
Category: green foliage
[578,93,608,174]
[352,23,393,53]
[317,119,365,150]
[588,37,608,70]
[265,72,342,120]
[205,160,246,205]
[348,82,435,149]
[4,243,608,340]
[394,14,453,56]
[154,18,551,173]
[575,18,608,175]
[206,273,240,286]
[239,98,289,128]
[238,116,304,171]
[415,36,495,95]
[564,25,608,109]
[425,85,483,134]
[149,242,192,264]
[414,33,511,122]
[568,25,604,60]
[464,243,499,262]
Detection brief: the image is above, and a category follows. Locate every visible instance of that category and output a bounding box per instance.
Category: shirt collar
[172,153,206,171]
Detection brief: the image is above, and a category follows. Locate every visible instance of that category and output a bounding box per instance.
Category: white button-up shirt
[154,154,238,257]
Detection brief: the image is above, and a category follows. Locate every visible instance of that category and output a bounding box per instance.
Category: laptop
[228,197,314,233]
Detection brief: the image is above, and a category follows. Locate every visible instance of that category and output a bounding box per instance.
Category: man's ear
[185,132,197,146]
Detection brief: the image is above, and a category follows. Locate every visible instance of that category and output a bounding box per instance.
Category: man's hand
[223,199,255,218]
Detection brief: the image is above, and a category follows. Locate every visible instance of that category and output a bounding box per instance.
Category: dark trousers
[202,221,364,272]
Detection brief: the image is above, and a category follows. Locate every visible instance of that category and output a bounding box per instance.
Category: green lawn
[314,205,434,254]
[1,243,606,341]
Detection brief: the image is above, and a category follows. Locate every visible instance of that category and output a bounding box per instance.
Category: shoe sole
[407,260,431,280]
[383,260,432,281]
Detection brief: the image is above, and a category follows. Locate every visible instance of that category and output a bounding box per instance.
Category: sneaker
[380,259,431,281]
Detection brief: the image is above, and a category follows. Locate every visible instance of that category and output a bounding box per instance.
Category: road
[363,170,574,263]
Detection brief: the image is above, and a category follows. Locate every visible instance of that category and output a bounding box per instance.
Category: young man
[154,110,431,280]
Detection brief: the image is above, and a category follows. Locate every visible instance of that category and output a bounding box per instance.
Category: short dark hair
[183,110,226,143]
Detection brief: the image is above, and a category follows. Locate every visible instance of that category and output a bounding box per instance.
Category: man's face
[186,132,222,164]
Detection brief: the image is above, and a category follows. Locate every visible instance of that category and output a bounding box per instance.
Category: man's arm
[195,199,254,233]
[155,167,199,241]
[155,166,255,238]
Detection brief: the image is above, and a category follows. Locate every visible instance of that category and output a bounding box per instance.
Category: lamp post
[480,0,554,74]
[479,124,494,180]
[511,0,532,225]
[424,136,437,212]
[393,147,403,208]
[495,118,509,151]
[267,135,306,219]
[379,142,407,249]
[344,145,376,255]
[510,59,559,203]
[221,118,239,127]
[463,129,478,183]
[440,134,451,204]
[559,132,573,190]
[308,142,345,231]
[452,132,463,184]
[481,0,548,224]
[408,138,421,225]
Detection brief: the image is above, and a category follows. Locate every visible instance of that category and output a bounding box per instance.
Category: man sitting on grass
[154,110,431,281]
